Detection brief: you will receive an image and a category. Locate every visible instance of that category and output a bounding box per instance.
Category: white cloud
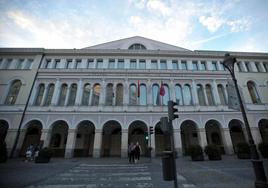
[227,19,251,33]
[199,16,224,33]
[146,0,171,16]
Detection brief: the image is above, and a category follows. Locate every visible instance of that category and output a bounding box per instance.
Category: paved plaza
[0,156,267,188]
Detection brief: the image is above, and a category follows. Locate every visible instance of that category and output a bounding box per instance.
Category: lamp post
[223,53,267,188]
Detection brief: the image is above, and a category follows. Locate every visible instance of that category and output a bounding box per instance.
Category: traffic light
[149,126,154,134]
[145,132,149,140]
[168,100,179,120]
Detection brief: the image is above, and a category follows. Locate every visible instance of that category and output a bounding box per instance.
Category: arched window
[183,84,192,105]
[197,84,206,106]
[152,84,160,106]
[92,84,101,106]
[163,84,170,106]
[58,84,68,106]
[44,84,54,106]
[175,84,183,105]
[139,84,147,105]
[68,83,77,106]
[116,84,123,106]
[247,81,261,104]
[206,84,214,105]
[81,84,90,106]
[128,43,146,50]
[217,84,226,105]
[34,84,45,106]
[5,80,22,105]
[105,83,113,106]
[129,84,137,105]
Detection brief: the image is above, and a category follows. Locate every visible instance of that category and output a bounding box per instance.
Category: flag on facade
[137,80,140,98]
[159,81,165,96]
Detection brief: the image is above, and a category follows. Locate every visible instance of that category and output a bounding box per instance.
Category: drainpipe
[9,52,45,158]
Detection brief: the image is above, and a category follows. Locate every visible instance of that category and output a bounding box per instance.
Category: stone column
[5,129,18,156]
[40,84,49,106]
[222,128,234,154]
[99,80,106,106]
[93,129,102,158]
[170,79,175,101]
[123,79,129,106]
[113,84,116,106]
[121,129,128,158]
[147,79,152,106]
[223,85,228,104]
[150,132,156,157]
[212,80,220,105]
[191,80,198,105]
[174,129,182,156]
[241,61,247,72]
[64,84,71,106]
[29,81,39,105]
[203,85,209,106]
[51,79,60,106]
[199,128,207,149]
[250,127,262,145]
[40,129,51,148]
[249,61,258,72]
[75,79,83,106]
[64,129,77,158]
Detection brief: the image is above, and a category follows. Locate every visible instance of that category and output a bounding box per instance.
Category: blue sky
[0,0,267,52]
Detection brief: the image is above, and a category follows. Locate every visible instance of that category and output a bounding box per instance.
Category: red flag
[137,80,140,98]
[159,81,165,96]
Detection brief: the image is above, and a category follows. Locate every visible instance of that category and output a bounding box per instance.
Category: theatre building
[0,36,268,158]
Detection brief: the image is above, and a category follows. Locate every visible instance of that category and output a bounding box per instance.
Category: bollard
[162,151,174,181]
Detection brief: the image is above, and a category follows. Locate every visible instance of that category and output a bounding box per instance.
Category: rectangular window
[264,62,268,72]
[192,61,198,70]
[255,62,262,72]
[160,60,167,69]
[55,59,61,69]
[45,59,51,68]
[24,59,33,69]
[87,59,94,68]
[200,61,206,70]
[172,60,178,69]
[245,62,250,72]
[139,59,146,69]
[75,59,82,69]
[108,59,115,69]
[96,59,103,68]
[66,59,72,69]
[118,59,124,69]
[151,60,158,69]
[16,59,24,69]
[130,59,137,69]
[211,61,217,71]
[181,60,187,70]
[219,61,225,70]
[3,59,12,69]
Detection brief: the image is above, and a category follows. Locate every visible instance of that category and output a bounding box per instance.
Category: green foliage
[204,144,222,160]
[236,143,250,154]
[258,142,268,158]
[38,147,53,158]
[189,145,203,157]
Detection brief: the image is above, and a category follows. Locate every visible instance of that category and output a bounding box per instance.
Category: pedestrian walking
[134,142,141,163]
[128,142,135,163]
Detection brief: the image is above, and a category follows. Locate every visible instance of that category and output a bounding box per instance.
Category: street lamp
[223,53,267,188]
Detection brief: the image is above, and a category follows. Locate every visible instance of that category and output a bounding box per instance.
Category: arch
[217,84,226,105]
[205,84,215,105]
[44,83,55,106]
[81,83,91,106]
[49,120,69,157]
[92,83,101,106]
[197,84,206,106]
[247,81,261,104]
[205,120,225,154]
[258,119,268,144]
[5,79,22,105]
[128,120,148,156]
[34,83,45,106]
[139,84,147,105]
[105,83,113,106]
[74,120,95,157]
[180,120,199,155]
[128,43,146,50]
[0,120,9,142]
[101,120,122,157]
[20,120,42,156]
[115,83,123,106]
[58,83,68,106]
[228,119,246,153]
[183,84,192,105]
[67,83,77,106]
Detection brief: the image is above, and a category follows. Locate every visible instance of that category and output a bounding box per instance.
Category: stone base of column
[175,148,182,157]
[93,149,101,158]
[121,149,128,158]
[151,149,156,158]
[64,149,74,159]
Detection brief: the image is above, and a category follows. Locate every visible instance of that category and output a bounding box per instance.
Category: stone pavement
[0,156,267,188]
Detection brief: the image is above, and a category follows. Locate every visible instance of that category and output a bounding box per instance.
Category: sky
[0,0,268,52]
